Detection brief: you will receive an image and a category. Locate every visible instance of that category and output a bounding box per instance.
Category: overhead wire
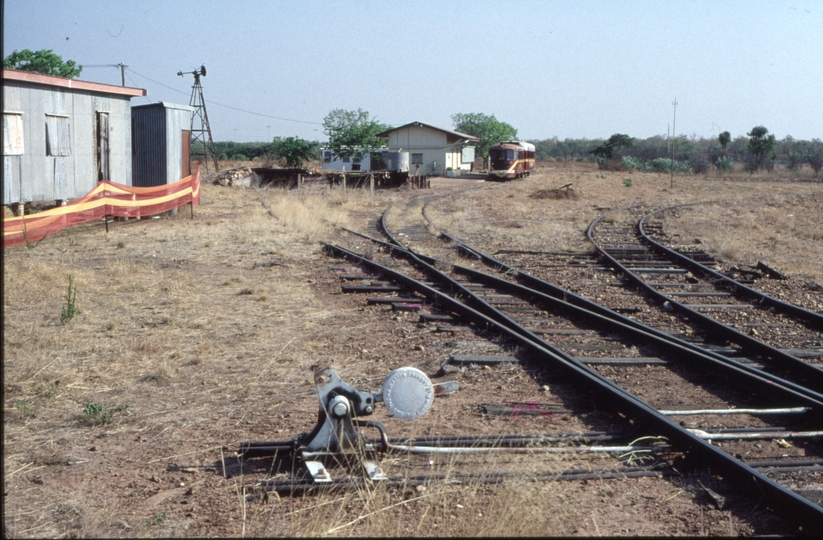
[125,68,323,126]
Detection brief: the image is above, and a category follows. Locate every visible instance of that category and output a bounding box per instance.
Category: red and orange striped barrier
[3,164,200,248]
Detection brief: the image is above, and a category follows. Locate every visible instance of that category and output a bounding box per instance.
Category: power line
[126,68,323,126]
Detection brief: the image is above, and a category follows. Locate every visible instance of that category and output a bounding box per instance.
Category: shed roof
[2,69,147,97]
[376,121,480,142]
[132,101,194,112]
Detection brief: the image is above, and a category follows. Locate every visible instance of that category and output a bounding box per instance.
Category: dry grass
[3,161,820,537]
[660,194,823,282]
[283,477,567,537]
[425,163,823,283]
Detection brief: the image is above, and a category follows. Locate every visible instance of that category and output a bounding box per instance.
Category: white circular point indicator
[382,367,434,420]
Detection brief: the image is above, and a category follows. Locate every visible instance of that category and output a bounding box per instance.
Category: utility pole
[670,98,678,188]
[80,64,128,86]
[117,63,127,86]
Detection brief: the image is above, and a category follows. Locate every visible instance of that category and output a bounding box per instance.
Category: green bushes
[714,155,734,171]
[620,156,692,173]
[620,156,643,170]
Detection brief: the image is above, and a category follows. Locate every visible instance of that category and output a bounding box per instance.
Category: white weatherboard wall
[320,149,373,171]
[378,122,478,176]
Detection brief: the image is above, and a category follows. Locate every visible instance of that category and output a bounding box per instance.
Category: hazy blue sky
[4,0,821,143]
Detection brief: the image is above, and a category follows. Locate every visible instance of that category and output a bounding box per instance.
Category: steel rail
[414,226,823,406]
[323,241,823,531]
[587,207,823,392]
[342,224,823,409]
[374,203,822,526]
[355,419,669,456]
[638,203,823,329]
[260,466,679,495]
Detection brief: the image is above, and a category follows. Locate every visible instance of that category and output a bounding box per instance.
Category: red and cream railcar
[488,140,536,180]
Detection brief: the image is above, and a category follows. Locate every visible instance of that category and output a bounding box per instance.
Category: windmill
[178,65,219,172]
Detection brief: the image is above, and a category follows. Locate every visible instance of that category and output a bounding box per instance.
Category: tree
[808,139,823,178]
[450,113,518,164]
[322,109,389,160]
[747,125,776,172]
[590,134,634,160]
[3,49,82,78]
[718,131,731,150]
[270,136,318,167]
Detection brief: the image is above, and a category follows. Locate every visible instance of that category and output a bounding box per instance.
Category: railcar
[488,140,535,180]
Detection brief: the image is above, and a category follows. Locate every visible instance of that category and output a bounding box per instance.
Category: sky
[4,0,822,143]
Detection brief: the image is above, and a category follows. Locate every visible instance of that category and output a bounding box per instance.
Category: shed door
[96,112,110,182]
[182,130,191,178]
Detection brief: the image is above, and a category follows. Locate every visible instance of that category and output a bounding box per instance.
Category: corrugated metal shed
[2,69,146,206]
[131,102,193,187]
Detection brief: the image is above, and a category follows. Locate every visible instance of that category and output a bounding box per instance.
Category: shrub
[648,157,691,174]
[715,155,734,172]
[743,155,759,173]
[596,157,626,171]
[231,153,248,161]
[808,152,823,177]
[787,152,803,171]
[689,155,709,175]
[60,275,77,324]
[620,156,644,170]
[84,400,128,425]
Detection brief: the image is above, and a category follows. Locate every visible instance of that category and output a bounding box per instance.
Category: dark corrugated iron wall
[131,105,167,187]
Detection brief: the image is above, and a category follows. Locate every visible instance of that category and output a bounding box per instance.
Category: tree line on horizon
[211,127,823,177]
[530,130,823,176]
[10,49,817,176]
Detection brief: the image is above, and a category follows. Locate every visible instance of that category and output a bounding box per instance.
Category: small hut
[131,102,194,187]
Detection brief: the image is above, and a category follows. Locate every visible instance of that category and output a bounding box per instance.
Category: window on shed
[411,153,424,165]
[342,156,350,163]
[323,151,332,163]
[45,115,71,156]
[3,113,24,155]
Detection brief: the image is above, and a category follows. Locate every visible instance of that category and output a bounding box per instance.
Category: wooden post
[342,173,347,191]
[370,174,374,198]
[297,173,302,189]
[104,214,109,233]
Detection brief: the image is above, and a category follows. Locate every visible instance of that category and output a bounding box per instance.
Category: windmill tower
[178,65,219,172]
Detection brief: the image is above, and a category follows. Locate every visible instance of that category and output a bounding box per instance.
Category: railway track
[587,205,823,390]
[240,193,823,533]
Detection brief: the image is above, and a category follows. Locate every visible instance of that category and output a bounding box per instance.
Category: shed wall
[3,80,134,205]
[164,107,192,184]
[386,126,447,149]
[131,104,192,186]
[131,105,167,187]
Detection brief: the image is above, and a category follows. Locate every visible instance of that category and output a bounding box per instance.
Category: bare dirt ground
[3,161,822,537]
